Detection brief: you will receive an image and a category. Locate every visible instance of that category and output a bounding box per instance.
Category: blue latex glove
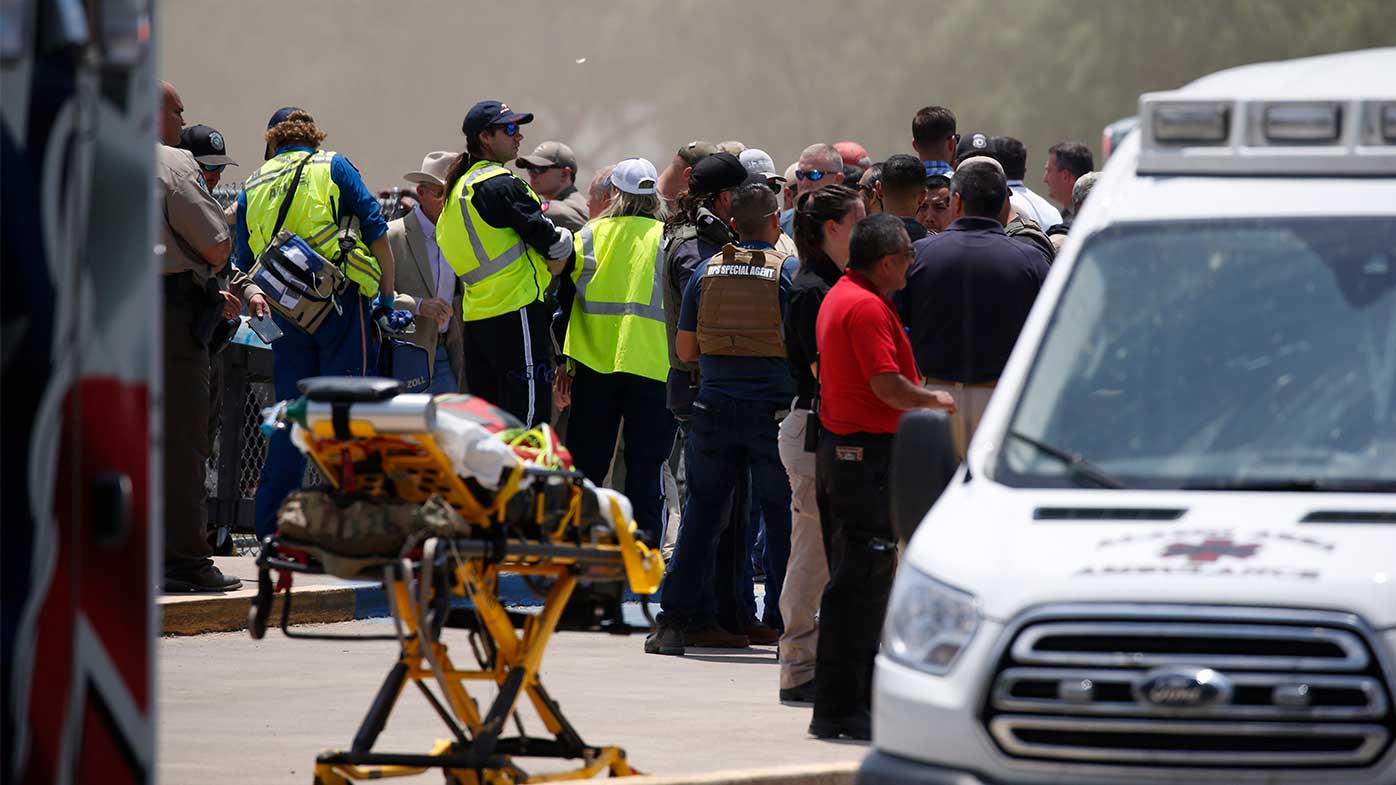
[371,291,415,335]
[370,291,396,317]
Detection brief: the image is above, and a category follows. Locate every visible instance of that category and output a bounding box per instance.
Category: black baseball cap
[178,124,237,166]
[956,131,994,162]
[462,100,534,138]
[688,152,747,195]
[267,106,310,129]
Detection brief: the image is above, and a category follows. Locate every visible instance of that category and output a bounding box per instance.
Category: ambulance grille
[982,606,1396,769]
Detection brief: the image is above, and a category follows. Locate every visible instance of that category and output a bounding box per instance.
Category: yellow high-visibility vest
[437,160,551,321]
[244,149,381,296]
[565,216,670,382]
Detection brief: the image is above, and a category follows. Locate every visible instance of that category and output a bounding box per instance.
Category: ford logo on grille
[1133,667,1233,709]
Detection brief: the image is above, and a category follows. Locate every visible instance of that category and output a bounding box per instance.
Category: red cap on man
[834,141,872,170]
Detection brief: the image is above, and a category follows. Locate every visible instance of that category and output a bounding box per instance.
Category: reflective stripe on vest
[438,161,550,321]
[243,150,381,297]
[575,223,665,322]
[564,216,669,382]
[457,164,530,285]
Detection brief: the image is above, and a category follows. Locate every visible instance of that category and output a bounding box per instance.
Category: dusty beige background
[160,0,1396,193]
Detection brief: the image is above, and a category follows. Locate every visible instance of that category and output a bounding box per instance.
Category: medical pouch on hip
[246,151,382,333]
[564,216,670,382]
[437,160,552,322]
[696,243,787,358]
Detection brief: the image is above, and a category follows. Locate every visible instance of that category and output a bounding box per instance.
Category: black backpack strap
[270,153,314,239]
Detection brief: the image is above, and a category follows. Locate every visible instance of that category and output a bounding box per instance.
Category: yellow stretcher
[248,378,665,784]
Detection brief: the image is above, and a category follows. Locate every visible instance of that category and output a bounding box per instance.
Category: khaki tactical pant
[924,379,996,463]
[777,408,827,689]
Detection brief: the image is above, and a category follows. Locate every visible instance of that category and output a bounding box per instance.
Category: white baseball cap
[739,148,780,179]
[609,157,658,195]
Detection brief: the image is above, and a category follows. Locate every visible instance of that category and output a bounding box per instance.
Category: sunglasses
[795,169,837,182]
[493,122,520,136]
[200,163,226,173]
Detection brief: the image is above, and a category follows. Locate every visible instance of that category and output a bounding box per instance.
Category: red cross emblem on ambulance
[1161,538,1261,562]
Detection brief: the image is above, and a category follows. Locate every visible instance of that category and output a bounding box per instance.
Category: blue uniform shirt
[232,145,388,272]
[678,240,799,406]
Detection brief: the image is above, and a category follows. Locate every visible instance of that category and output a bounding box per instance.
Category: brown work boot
[738,623,781,645]
[684,625,749,648]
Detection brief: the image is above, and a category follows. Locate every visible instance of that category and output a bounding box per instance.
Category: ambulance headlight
[883,566,979,675]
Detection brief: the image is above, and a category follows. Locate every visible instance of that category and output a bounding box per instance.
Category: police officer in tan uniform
[158,81,245,592]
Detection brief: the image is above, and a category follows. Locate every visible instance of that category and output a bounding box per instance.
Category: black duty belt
[162,271,204,306]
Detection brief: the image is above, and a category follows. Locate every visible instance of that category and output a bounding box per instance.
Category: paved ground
[159,618,866,784]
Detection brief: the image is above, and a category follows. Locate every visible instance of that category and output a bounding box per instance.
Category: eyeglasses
[200,163,226,173]
[795,169,837,182]
[522,164,562,174]
[493,122,520,136]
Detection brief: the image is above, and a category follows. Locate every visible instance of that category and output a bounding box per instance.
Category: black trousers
[813,430,897,720]
[162,276,214,576]
[462,300,552,427]
[566,364,676,544]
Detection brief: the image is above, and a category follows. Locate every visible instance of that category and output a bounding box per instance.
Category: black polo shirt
[783,257,843,409]
[900,215,929,243]
[900,216,1051,384]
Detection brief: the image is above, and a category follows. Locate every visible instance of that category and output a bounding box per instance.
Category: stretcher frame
[250,413,664,784]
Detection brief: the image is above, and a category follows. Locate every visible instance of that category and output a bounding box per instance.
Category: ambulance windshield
[998,217,1396,492]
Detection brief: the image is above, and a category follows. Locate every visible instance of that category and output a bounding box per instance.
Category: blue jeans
[658,399,792,630]
[254,289,376,538]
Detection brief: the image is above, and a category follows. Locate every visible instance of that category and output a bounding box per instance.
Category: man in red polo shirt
[810,213,955,740]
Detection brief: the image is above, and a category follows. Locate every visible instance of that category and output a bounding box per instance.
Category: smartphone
[247,313,284,344]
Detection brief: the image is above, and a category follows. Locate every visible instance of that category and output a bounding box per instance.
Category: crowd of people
[155,80,1101,740]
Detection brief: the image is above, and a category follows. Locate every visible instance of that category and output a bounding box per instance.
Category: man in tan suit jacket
[388,151,465,393]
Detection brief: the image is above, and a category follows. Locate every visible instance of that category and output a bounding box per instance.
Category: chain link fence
[206,343,323,555]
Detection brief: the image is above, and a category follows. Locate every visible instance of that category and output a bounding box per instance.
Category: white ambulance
[862,48,1396,784]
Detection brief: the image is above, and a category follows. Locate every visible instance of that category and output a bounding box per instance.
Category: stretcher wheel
[249,567,273,639]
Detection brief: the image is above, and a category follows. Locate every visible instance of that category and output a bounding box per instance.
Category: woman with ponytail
[775,183,864,704]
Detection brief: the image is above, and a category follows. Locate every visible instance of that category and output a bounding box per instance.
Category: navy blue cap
[955,131,993,162]
[267,106,310,128]
[462,100,534,138]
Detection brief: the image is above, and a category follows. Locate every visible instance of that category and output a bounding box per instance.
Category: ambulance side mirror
[890,409,958,543]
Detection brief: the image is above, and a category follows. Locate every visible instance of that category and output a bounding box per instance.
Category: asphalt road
[159,617,866,783]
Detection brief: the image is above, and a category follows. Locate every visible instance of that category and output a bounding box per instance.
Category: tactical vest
[696,244,787,358]
[244,149,382,297]
[661,209,735,372]
[437,160,551,322]
[565,216,669,382]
